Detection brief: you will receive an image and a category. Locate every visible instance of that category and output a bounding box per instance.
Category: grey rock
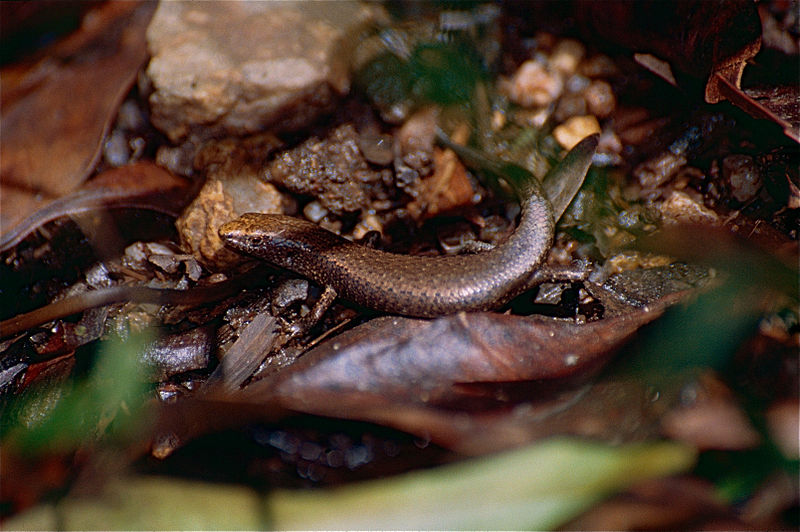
[145,1,386,142]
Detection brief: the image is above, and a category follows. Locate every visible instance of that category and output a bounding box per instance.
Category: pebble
[554,92,587,122]
[579,54,619,78]
[271,279,310,314]
[722,154,761,202]
[660,190,719,225]
[549,39,586,74]
[767,400,800,459]
[397,107,437,156]
[634,151,688,189]
[357,133,394,166]
[176,141,286,269]
[352,213,383,240]
[552,115,601,149]
[264,124,385,215]
[303,201,328,223]
[103,129,131,167]
[584,80,616,118]
[504,59,563,107]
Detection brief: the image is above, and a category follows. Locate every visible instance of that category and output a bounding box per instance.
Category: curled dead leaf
[1,162,193,252]
[0,2,155,201]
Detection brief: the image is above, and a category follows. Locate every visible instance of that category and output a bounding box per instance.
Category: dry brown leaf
[0,2,154,203]
[1,161,193,252]
[575,0,761,101]
[229,305,672,451]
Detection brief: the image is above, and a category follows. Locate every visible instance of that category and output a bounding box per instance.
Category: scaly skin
[219,135,597,317]
[0,136,597,337]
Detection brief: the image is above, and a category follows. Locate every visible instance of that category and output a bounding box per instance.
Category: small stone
[722,154,761,202]
[491,109,506,130]
[352,213,383,240]
[264,124,385,215]
[177,180,238,270]
[553,92,587,122]
[123,242,150,271]
[397,107,438,156]
[358,133,394,166]
[303,201,328,223]
[660,190,719,225]
[156,142,197,177]
[579,54,619,78]
[596,130,623,163]
[177,137,287,269]
[503,59,563,108]
[517,107,551,128]
[407,147,477,220]
[103,129,131,167]
[116,100,147,131]
[271,279,309,314]
[767,400,800,459]
[549,39,586,74]
[552,115,601,150]
[634,152,688,189]
[565,73,590,93]
[584,80,616,118]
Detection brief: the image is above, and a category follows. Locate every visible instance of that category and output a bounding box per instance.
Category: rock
[302,201,328,224]
[660,190,719,225]
[357,133,394,166]
[553,115,601,149]
[397,107,438,159]
[553,92,587,122]
[145,1,385,142]
[351,213,384,240]
[601,263,710,307]
[177,135,288,269]
[634,151,688,189]
[406,147,477,220]
[579,54,619,78]
[264,124,390,215]
[722,154,761,202]
[549,39,586,75]
[502,59,564,108]
[767,399,800,459]
[584,80,616,118]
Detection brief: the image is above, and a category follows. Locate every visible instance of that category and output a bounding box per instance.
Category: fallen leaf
[1,161,193,252]
[218,304,670,452]
[4,438,696,530]
[0,1,154,203]
[574,0,761,102]
[256,311,656,407]
[562,476,742,530]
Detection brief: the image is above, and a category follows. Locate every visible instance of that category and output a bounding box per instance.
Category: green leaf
[7,438,695,530]
[3,332,153,454]
[267,438,694,530]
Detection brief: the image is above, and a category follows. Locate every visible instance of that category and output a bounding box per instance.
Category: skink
[220,134,598,317]
[0,135,596,337]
